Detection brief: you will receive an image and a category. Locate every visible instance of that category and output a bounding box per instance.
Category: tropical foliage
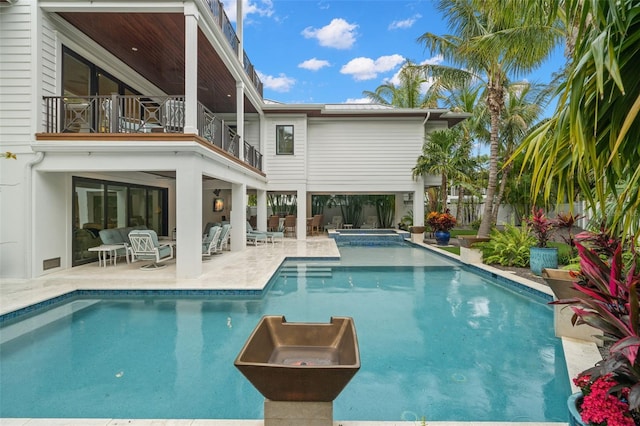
[418,0,563,237]
[517,0,640,237]
[426,211,457,232]
[554,229,640,423]
[525,208,557,248]
[412,127,471,209]
[475,223,536,267]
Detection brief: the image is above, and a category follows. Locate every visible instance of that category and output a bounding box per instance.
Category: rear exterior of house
[0,0,465,280]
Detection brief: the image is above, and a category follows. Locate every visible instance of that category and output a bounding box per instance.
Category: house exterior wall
[263,115,308,188]
[306,118,424,192]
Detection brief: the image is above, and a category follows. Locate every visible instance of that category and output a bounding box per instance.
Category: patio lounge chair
[246,222,268,245]
[324,215,343,232]
[247,221,284,244]
[360,216,378,229]
[202,225,222,258]
[217,224,231,251]
[128,229,174,269]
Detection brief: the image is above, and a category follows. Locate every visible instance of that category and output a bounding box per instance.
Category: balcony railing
[206,0,263,96]
[42,95,263,171]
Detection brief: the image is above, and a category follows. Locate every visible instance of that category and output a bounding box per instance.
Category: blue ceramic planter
[568,392,587,426]
[434,230,451,246]
[529,246,558,276]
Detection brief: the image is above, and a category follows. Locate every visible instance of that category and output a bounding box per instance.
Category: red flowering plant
[553,228,640,425]
[426,211,456,232]
[573,373,635,425]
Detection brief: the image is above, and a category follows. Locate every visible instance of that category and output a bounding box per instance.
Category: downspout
[422,111,431,125]
[24,151,45,278]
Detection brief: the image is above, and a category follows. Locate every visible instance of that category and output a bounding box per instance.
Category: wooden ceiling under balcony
[58,12,258,115]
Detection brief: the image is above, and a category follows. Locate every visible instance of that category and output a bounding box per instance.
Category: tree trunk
[477,72,504,237]
[491,162,512,224]
[456,186,464,223]
[441,173,448,213]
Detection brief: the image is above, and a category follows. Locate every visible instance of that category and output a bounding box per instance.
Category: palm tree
[418,0,563,237]
[491,81,545,223]
[363,60,435,108]
[517,0,640,236]
[412,128,470,211]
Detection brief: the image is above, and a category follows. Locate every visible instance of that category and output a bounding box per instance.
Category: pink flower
[575,373,635,426]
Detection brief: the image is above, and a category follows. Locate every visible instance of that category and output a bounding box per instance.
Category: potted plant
[526,208,558,275]
[426,210,456,246]
[553,230,640,425]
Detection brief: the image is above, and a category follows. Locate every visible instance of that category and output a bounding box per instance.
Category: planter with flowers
[426,211,456,246]
[526,208,558,275]
[553,229,640,425]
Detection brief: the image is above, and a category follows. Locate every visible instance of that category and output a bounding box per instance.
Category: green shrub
[549,241,572,265]
[476,224,536,267]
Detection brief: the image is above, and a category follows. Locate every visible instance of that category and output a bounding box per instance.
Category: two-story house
[0,0,466,280]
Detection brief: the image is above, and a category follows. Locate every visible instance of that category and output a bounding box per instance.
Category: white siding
[306,118,424,191]
[0,2,33,142]
[41,13,57,96]
[264,115,308,186]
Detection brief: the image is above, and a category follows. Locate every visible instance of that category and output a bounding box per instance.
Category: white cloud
[388,14,421,30]
[340,54,405,81]
[301,18,358,49]
[298,58,331,71]
[221,0,274,22]
[257,71,295,92]
[421,55,444,66]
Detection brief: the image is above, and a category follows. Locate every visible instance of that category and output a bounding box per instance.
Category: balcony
[42,94,262,171]
[206,0,263,96]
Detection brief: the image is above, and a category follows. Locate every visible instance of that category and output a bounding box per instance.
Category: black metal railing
[42,95,262,171]
[205,0,263,96]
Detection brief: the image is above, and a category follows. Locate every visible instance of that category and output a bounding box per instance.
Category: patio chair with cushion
[324,215,343,232]
[217,224,231,251]
[128,229,174,269]
[247,221,284,244]
[360,216,379,229]
[246,221,268,246]
[202,225,222,258]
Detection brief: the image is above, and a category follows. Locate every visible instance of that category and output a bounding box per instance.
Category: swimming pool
[0,244,570,422]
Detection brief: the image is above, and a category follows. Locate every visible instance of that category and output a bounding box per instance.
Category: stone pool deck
[0,236,601,426]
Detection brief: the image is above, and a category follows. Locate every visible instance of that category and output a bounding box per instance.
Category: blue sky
[224,0,566,111]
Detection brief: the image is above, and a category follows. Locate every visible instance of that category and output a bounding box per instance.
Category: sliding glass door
[72,177,168,266]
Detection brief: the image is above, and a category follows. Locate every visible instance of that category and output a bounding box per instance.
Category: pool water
[0,245,570,422]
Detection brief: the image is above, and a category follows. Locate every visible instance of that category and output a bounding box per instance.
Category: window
[276,125,294,155]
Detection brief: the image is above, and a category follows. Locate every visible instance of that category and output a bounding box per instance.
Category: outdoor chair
[217,224,231,251]
[360,216,379,229]
[202,225,222,258]
[267,215,280,232]
[246,221,269,245]
[310,214,324,235]
[247,221,284,244]
[128,229,174,269]
[283,215,296,237]
[324,215,343,232]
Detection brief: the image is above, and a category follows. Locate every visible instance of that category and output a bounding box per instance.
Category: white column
[257,189,267,231]
[230,183,247,251]
[176,157,202,278]
[413,180,425,227]
[236,81,245,161]
[296,187,307,240]
[184,5,199,134]
[236,0,243,63]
